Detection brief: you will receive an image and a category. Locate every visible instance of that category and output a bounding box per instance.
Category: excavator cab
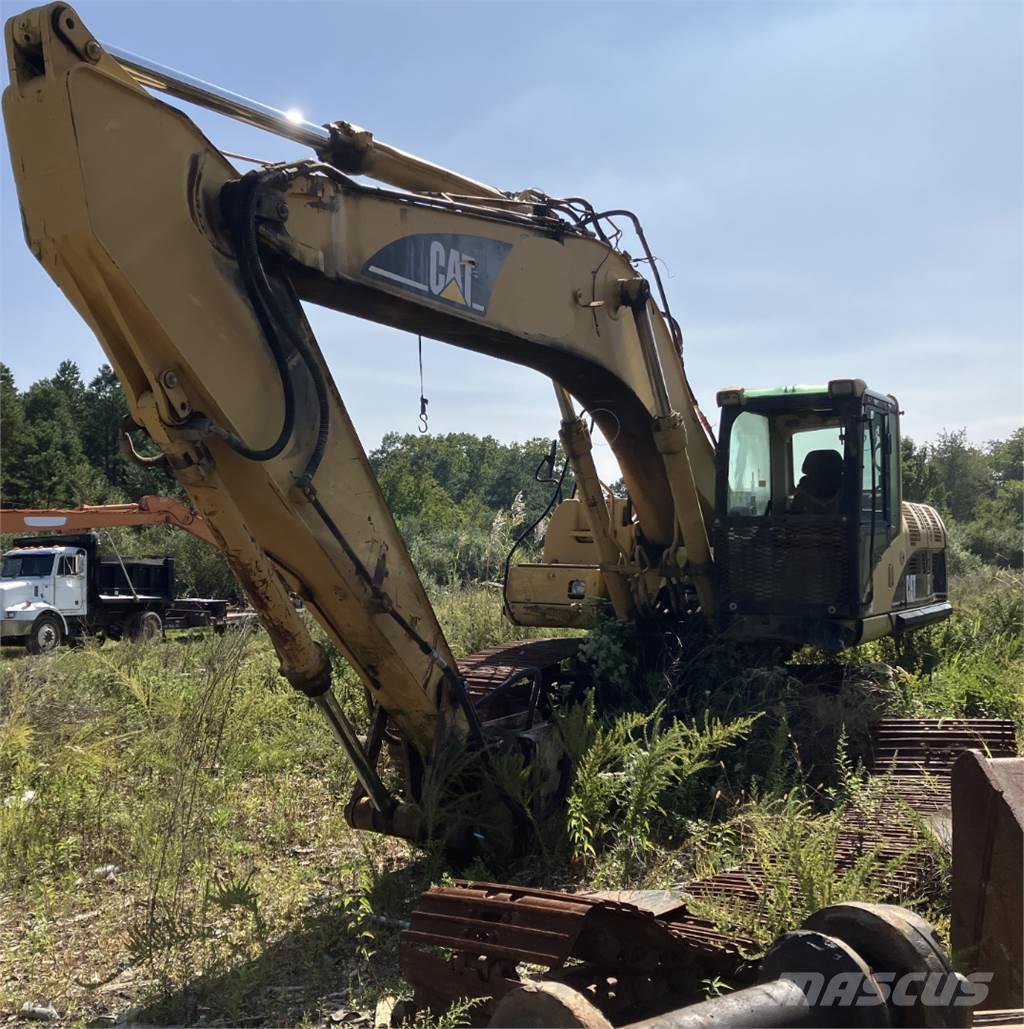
[714,379,951,649]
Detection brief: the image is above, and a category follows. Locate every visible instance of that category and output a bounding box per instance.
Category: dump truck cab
[1,542,87,631]
[715,378,951,649]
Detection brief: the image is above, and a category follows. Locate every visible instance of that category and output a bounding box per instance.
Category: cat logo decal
[363,234,512,315]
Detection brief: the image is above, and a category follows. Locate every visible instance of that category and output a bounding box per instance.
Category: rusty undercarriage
[397,698,1022,1027]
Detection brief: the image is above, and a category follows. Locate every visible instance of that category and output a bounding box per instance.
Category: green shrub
[685,788,932,954]
[565,699,755,881]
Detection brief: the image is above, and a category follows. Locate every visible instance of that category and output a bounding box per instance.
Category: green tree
[927,429,991,523]
[17,377,102,506]
[80,364,127,485]
[0,364,33,505]
[899,436,938,505]
[370,432,572,530]
[903,427,1022,567]
[986,428,1024,484]
[961,481,1023,567]
[51,360,86,422]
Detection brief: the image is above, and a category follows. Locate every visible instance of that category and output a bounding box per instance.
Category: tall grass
[859,568,1024,737]
[684,789,934,954]
[0,629,378,1022]
[564,698,756,881]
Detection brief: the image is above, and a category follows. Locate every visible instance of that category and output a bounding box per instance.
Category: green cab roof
[742,385,829,398]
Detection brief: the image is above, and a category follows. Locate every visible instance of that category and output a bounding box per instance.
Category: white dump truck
[1,532,227,653]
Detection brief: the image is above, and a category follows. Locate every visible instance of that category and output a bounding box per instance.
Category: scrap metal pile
[401,718,1022,1027]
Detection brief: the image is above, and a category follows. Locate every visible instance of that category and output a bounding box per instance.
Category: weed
[407,996,485,1028]
[685,789,926,955]
[566,701,755,881]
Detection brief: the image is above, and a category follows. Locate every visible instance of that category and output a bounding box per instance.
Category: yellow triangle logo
[439,277,467,305]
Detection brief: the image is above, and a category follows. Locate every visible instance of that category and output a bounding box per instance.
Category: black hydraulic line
[584,207,679,348]
[118,417,168,470]
[231,167,332,479]
[216,171,298,461]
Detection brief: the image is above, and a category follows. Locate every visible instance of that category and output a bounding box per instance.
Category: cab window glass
[788,426,844,514]
[727,411,771,515]
[861,412,888,519]
[58,556,80,575]
[1,554,55,578]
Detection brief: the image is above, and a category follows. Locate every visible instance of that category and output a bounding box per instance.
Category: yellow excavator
[3,4,951,847]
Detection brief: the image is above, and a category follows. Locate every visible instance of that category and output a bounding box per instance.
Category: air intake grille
[904,505,923,546]
[719,523,852,615]
[902,502,945,547]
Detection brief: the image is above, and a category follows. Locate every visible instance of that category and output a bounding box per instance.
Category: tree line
[1,361,1020,599]
[901,429,1022,569]
[0,361,576,594]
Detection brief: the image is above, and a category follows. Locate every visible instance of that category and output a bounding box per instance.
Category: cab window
[1,553,55,578]
[788,426,845,514]
[58,555,81,576]
[726,411,771,515]
[861,411,889,521]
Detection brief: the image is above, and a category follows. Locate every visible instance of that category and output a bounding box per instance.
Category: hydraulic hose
[216,170,298,462]
[501,445,570,616]
[233,167,332,479]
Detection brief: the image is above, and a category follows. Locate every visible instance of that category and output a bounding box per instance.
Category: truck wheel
[125,610,163,643]
[26,613,64,655]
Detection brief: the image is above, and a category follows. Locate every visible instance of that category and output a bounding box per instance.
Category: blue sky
[1,1,1021,480]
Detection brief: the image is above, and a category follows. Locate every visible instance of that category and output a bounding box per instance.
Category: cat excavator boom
[3,4,950,843]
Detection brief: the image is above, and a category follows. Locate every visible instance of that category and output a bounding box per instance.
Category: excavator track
[458,637,584,699]
[402,716,1019,1023]
[454,637,584,729]
[400,881,741,1022]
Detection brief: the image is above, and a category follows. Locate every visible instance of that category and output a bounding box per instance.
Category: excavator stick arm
[4,4,458,762]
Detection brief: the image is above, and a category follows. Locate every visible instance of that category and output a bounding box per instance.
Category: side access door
[53,552,87,616]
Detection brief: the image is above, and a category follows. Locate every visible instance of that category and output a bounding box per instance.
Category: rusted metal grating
[457,637,581,697]
[404,882,595,965]
[871,718,1017,776]
[870,718,1017,810]
[649,719,1020,972]
[402,718,1021,1022]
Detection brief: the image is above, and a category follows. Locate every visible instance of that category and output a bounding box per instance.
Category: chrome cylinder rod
[103,43,330,150]
[102,43,507,199]
[314,690,395,815]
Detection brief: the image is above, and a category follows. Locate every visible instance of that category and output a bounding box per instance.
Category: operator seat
[790,449,843,514]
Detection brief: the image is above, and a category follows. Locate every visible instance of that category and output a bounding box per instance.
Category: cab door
[858,406,897,608]
[53,552,86,615]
